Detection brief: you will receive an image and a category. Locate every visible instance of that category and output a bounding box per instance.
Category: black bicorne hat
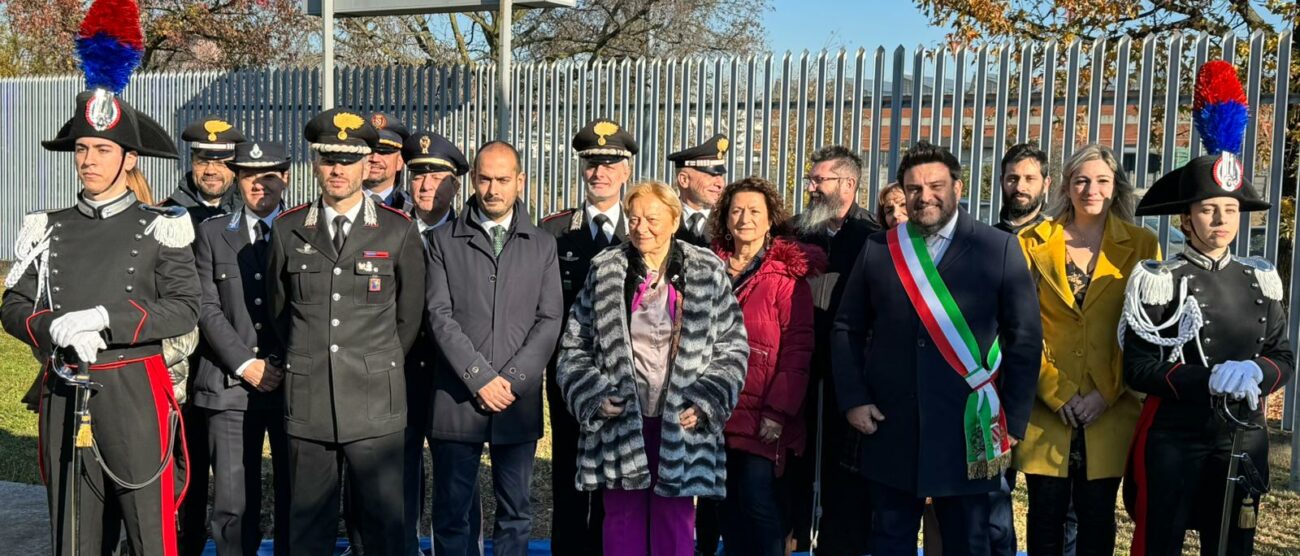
[42,90,178,159]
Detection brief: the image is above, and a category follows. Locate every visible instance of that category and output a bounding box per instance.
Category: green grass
[2,327,1298,551]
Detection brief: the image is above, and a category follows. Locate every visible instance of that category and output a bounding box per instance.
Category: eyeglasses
[193,159,230,169]
[803,175,850,186]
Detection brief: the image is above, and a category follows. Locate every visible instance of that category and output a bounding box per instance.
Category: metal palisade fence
[3,31,1300,479]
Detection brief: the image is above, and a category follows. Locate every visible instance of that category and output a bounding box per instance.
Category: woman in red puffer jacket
[710,176,825,556]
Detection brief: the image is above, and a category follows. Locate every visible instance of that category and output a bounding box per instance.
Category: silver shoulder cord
[1118,275,1210,367]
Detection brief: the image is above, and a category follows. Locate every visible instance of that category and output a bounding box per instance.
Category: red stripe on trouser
[1129,396,1162,556]
[36,362,49,485]
[143,354,183,556]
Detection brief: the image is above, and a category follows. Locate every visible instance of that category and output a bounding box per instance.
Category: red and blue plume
[1193,60,1249,156]
[76,0,144,94]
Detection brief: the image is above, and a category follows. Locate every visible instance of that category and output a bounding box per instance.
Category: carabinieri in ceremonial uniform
[1120,61,1294,556]
[0,2,199,552]
[267,107,426,556]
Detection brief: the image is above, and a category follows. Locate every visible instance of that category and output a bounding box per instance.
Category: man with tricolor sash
[831,141,1041,555]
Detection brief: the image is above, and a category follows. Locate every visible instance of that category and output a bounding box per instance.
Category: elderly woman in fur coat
[556,181,750,556]
[710,177,825,556]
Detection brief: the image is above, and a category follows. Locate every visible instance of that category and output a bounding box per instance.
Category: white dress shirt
[475,207,514,236]
[682,204,710,235]
[585,203,622,242]
[323,199,364,241]
[243,207,281,244]
[925,211,960,264]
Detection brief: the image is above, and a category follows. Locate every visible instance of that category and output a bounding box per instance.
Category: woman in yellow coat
[1015,144,1160,555]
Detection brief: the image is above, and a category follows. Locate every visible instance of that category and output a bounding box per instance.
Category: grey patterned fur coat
[557,240,749,499]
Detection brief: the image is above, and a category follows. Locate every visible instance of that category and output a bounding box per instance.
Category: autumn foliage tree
[0,0,315,76]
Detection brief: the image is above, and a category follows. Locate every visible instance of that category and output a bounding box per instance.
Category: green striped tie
[491,226,506,257]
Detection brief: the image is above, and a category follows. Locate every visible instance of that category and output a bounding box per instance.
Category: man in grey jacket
[424,141,563,556]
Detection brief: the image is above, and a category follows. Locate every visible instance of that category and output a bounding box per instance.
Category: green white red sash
[887,222,1011,480]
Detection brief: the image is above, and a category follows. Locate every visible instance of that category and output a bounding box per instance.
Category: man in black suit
[667,133,728,247]
[425,141,562,556]
[267,108,426,556]
[539,118,638,555]
[192,140,291,555]
[832,142,1041,555]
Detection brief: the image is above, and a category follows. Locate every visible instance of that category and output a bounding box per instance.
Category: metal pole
[497,0,512,140]
[322,0,335,110]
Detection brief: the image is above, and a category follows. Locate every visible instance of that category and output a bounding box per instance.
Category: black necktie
[253,221,270,260]
[592,214,611,249]
[688,212,705,236]
[333,215,349,254]
[371,193,386,206]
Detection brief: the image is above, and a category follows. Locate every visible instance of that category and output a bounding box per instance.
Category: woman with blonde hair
[557,181,749,556]
[1015,143,1158,555]
[124,167,155,205]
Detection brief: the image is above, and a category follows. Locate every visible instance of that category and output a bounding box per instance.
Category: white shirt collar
[930,210,959,240]
[244,206,281,240]
[585,203,621,238]
[367,184,394,202]
[322,197,364,227]
[474,207,513,233]
[682,204,710,220]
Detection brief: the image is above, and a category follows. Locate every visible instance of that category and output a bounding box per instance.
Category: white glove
[1209,360,1263,396]
[1208,363,1227,394]
[49,306,109,348]
[1235,380,1263,411]
[65,331,106,364]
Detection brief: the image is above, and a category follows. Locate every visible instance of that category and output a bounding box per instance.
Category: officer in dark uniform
[539,118,637,555]
[193,140,291,556]
[398,130,472,556]
[405,130,465,233]
[169,115,248,555]
[1121,62,1293,556]
[364,112,413,210]
[2,89,200,555]
[268,108,426,556]
[167,115,247,225]
[667,133,728,247]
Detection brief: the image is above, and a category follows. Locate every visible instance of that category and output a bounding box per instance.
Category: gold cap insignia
[371,114,387,130]
[419,135,432,155]
[593,121,619,146]
[717,138,729,159]
[204,120,233,142]
[334,112,365,141]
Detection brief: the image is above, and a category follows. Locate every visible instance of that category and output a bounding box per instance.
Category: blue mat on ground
[202,538,1024,555]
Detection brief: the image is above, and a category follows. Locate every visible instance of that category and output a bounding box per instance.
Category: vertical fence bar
[1237,31,1264,256]
[969,45,989,219]
[886,45,905,198]
[1110,36,1132,153]
[870,47,886,191]
[851,49,866,155]
[1041,41,1058,163]
[990,45,1011,222]
[1134,37,1155,191]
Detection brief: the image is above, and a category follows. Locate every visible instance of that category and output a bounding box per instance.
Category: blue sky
[762,0,1292,54]
[764,0,950,54]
